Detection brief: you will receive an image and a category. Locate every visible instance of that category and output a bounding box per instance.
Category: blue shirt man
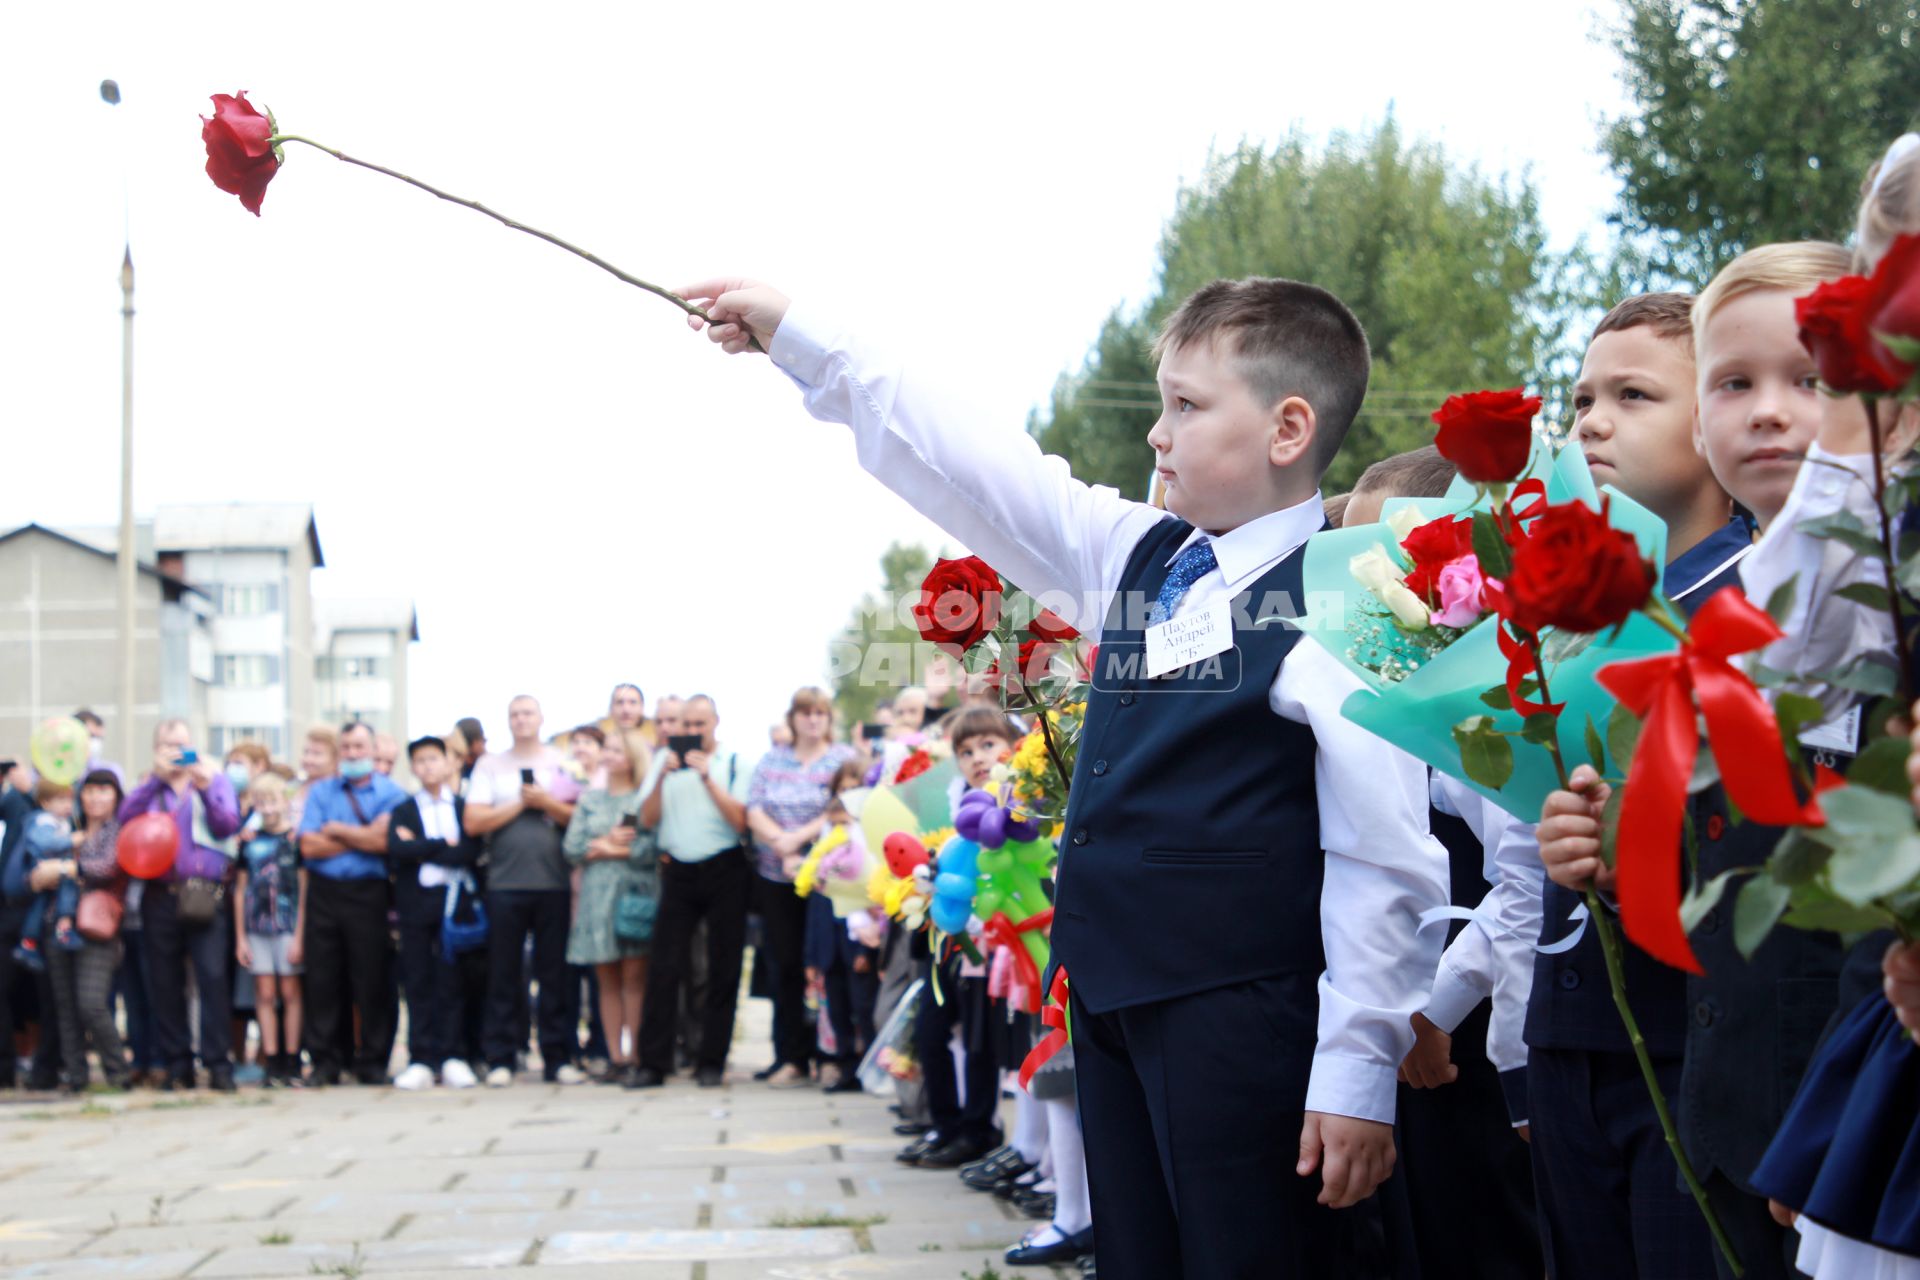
[300,724,408,880]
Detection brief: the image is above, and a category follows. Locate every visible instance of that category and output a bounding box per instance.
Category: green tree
[829,541,936,726]
[1603,0,1920,285]
[1035,117,1572,495]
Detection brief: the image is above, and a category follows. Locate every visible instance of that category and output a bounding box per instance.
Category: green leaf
[1827,832,1920,907]
[1470,513,1514,581]
[1733,874,1791,959]
[1898,552,1920,601]
[1606,702,1641,779]
[1599,782,1626,870]
[1583,713,1607,776]
[1782,894,1893,935]
[1773,692,1826,752]
[1772,827,1835,883]
[1745,661,1797,689]
[1879,331,1920,365]
[1837,581,1894,611]
[1763,578,1798,628]
[1847,735,1913,797]
[1820,782,1916,842]
[1542,628,1597,666]
[1479,684,1514,712]
[1681,867,1744,932]
[1798,511,1889,561]
[1813,660,1900,697]
[1452,716,1515,790]
[1520,713,1561,747]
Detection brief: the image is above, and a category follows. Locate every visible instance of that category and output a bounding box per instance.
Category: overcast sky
[1,1,1629,750]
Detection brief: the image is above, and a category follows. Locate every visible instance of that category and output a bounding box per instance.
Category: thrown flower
[201,92,280,215]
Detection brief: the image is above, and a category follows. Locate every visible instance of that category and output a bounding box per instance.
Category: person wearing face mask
[298,721,409,1086]
[73,710,124,789]
[220,742,273,1079]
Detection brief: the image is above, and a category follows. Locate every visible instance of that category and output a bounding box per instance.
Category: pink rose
[1430,556,1487,628]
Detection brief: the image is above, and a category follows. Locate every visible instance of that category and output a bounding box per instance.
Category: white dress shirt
[1425,775,1543,1104]
[769,304,1450,1124]
[1741,445,1897,719]
[414,785,459,889]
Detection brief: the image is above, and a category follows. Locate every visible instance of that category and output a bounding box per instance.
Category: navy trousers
[1071,973,1338,1280]
[1528,1046,1717,1279]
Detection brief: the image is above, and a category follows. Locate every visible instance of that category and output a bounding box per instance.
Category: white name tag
[1145,598,1234,679]
[1800,705,1861,758]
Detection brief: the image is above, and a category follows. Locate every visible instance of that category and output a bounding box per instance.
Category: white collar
[1165,492,1326,591]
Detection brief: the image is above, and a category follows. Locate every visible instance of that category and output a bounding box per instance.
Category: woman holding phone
[561,728,657,1086]
[744,688,857,1088]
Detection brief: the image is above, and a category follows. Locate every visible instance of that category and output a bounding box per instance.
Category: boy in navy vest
[1540,254,1863,1280]
[684,275,1450,1279]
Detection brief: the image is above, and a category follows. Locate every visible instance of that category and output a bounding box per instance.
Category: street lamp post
[118,247,136,771]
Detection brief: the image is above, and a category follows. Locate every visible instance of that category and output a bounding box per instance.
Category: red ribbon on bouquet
[1595,589,1827,973]
[1488,479,1563,718]
[980,908,1054,1015]
[1017,968,1072,1092]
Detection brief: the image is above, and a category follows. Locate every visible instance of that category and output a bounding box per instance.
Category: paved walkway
[0,1017,1042,1279]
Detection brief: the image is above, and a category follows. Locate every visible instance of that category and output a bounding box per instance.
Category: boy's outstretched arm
[682,277,1168,622]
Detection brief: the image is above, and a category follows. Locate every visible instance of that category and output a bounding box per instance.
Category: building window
[318,656,383,680]
[214,654,281,688]
[211,726,284,757]
[220,583,281,615]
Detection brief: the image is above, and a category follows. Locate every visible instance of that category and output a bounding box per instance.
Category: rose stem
[1864,399,1913,704]
[266,135,762,352]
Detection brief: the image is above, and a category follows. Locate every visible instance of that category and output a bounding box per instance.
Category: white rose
[1386,503,1427,543]
[1349,546,1429,631]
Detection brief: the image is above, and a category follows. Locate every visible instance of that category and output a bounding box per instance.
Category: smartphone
[667,734,703,766]
[177,749,200,766]
[519,767,535,786]
[860,723,887,742]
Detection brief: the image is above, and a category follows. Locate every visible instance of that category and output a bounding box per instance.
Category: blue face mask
[340,758,374,781]
[225,763,253,791]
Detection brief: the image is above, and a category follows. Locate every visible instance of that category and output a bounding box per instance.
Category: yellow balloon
[29,717,91,787]
[852,786,920,856]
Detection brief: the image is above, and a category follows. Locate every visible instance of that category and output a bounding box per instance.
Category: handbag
[176,877,224,927]
[76,889,123,942]
[440,871,489,963]
[614,889,657,944]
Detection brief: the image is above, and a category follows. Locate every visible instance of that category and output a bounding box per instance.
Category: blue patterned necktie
[1149,539,1219,625]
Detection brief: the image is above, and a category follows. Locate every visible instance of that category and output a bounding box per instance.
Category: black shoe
[916,1135,996,1169]
[892,1120,930,1136]
[310,1067,341,1089]
[166,1070,196,1092]
[1012,1187,1057,1220]
[624,1067,665,1090]
[1079,1256,1097,1279]
[355,1068,387,1087]
[960,1145,1032,1191]
[823,1073,863,1094]
[695,1066,724,1088]
[752,1061,785,1082]
[208,1066,237,1094]
[994,1167,1041,1201]
[1005,1226,1094,1266]
[895,1134,939,1165]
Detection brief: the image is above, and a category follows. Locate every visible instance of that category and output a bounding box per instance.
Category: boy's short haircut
[34,778,72,805]
[1591,292,1696,350]
[1322,492,1351,529]
[1856,137,1920,271]
[248,772,289,803]
[408,735,447,760]
[947,706,1022,754]
[1352,444,1458,503]
[1694,242,1853,347]
[1154,277,1372,479]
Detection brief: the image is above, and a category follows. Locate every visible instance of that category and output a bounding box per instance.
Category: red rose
[1015,638,1059,683]
[1399,515,1475,603]
[201,92,280,216]
[1795,234,1920,395]
[912,556,1004,656]
[1493,499,1654,634]
[1027,609,1079,642]
[1431,388,1542,484]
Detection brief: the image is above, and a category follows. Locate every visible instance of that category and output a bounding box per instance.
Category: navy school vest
[1049,517,1323,1014]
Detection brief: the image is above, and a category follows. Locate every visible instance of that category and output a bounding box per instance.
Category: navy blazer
[387,794,483,923]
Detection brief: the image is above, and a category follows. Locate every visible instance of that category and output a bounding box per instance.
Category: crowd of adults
[0,681,958,1094]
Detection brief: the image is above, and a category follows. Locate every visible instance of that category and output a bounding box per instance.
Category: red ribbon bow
[1594,589,1826,973]
[980,908,1054,1015]
[1017,967,1072,1092]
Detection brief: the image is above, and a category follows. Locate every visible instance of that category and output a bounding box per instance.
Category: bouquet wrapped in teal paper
[1300,438,1674,820]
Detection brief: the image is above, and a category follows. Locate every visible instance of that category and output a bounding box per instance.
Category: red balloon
[883,832,929,879]
[117,812,179,879]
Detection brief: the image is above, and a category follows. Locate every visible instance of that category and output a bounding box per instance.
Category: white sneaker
[392,1063,435,1091]
[440,1059,478,1090]
[549,1064,589,1086]
[485,1066,513,1088]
